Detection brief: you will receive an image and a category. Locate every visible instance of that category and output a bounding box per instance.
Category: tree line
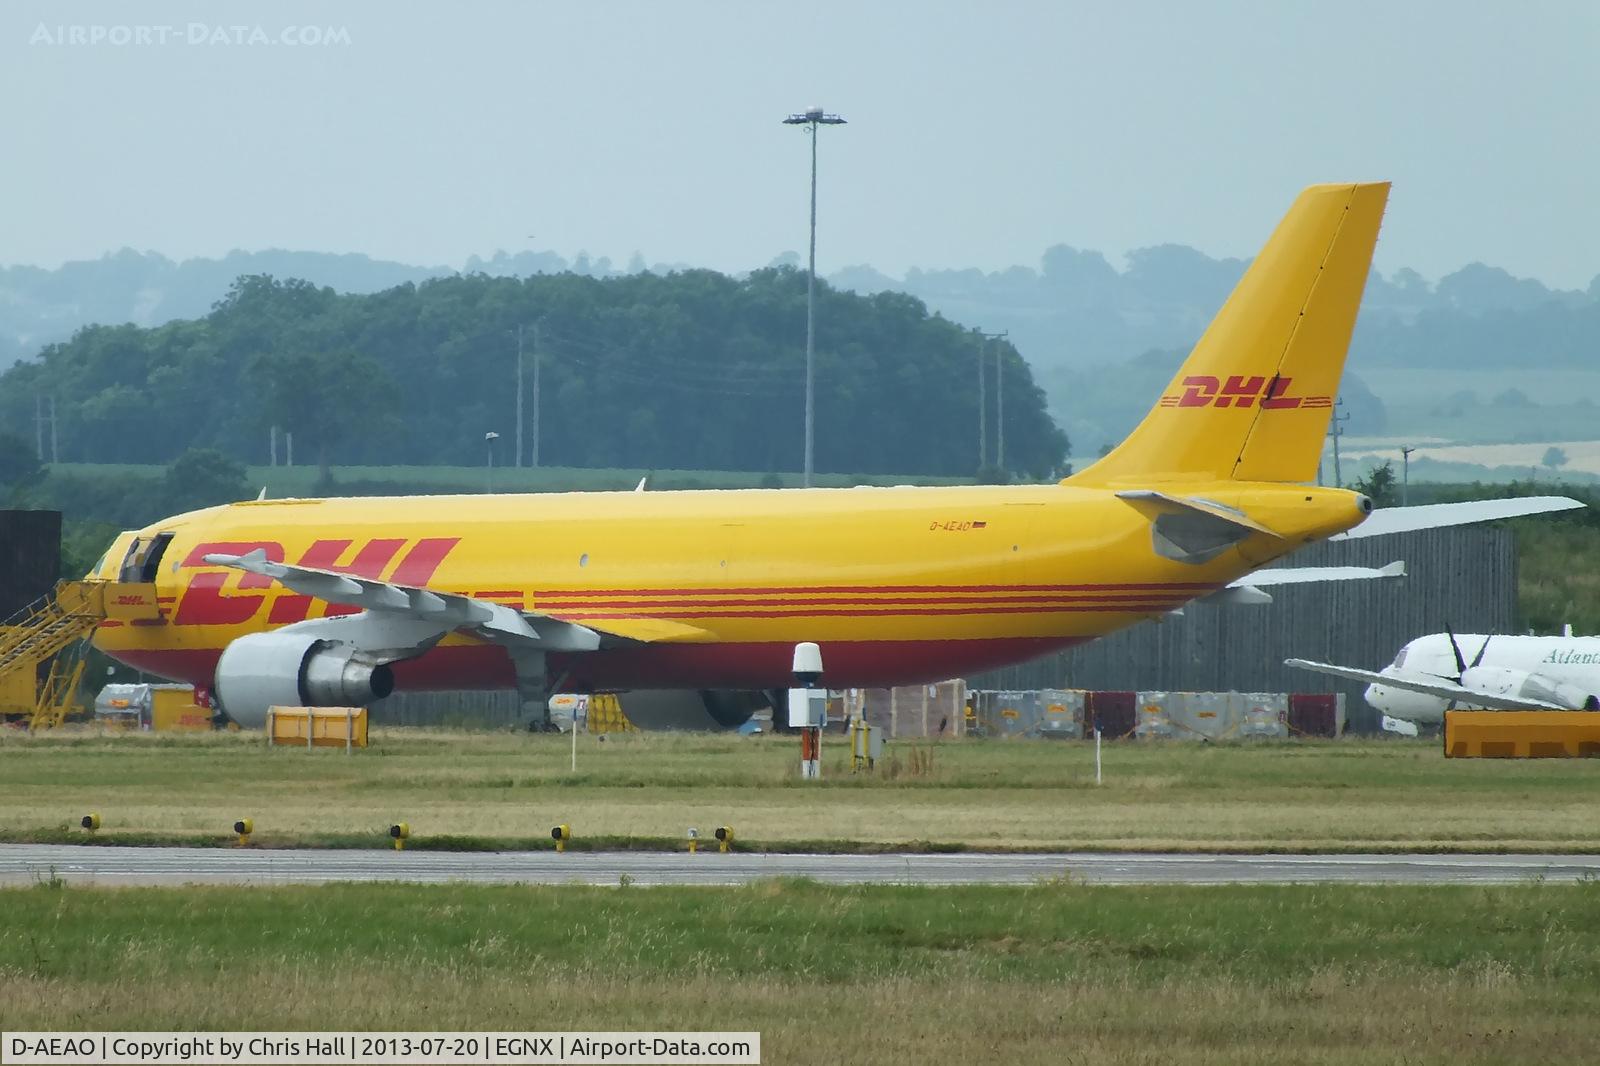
[0,267,1069,480]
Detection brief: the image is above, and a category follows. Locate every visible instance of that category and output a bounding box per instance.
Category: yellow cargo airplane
[88,183,1581,728]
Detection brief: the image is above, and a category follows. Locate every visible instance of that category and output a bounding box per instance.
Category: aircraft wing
[1335,496,1585,540]
[1230,561,1405,587]
[202,549,710,649]
[1284,658,1565,711]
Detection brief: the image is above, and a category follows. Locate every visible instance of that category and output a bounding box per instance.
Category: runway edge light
[389,822,410,851]
[687,827,699,854]
[233,818,253,846]
[551,823,571,853]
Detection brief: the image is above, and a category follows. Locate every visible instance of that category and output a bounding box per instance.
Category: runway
[2,845,1597,887]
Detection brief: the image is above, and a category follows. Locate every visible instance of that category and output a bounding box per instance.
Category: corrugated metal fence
[372,690,524,729]
[970,527,1516,733]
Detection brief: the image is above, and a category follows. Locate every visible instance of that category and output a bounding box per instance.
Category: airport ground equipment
[849,718,884,771]
[866,680,967,738]
[715,826,734,853]
[94,682,210,730]
[551,824,571,853]
[265,706,368,749]
[1136,691,1289,741]
[233,819,253,846]
[80,813,100,833]
[0,579,160,730]
[585,693,637,734]
[965,688,1343,740]
[1444,710,1600,758]
[389,823,410,851]
[791,642,825,779]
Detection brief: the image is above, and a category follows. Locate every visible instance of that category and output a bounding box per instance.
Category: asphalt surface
[2,845,1597,887]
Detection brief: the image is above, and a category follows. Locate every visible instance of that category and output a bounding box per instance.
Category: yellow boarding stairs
[0,581,160,731]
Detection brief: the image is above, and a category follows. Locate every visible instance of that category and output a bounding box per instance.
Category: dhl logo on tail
[1156,375,1332,410]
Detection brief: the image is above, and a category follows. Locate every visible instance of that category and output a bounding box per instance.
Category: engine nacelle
[1459,666,1600,711]
[214,632,395,728]
[610,689,771,731]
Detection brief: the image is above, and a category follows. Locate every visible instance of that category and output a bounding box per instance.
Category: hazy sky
[3,1,1596,287]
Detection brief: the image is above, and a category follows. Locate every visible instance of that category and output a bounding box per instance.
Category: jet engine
[214,632,395,728]
[613,689,773,731]
[1459,666,1600,711]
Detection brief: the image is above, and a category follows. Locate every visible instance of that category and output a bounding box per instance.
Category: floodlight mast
[782,107,847,487]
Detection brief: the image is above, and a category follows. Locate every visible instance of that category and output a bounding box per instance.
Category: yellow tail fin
[1068,182,1389,486]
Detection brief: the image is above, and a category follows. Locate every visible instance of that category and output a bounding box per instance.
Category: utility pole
[977,330,1008,474]
[515,325,525,468]
[995,336,1007,472]
[1400,445,1416,505]
[1330,398,1350,487]
[782,106,847,486]
[49,396,57,463]
[531,322,542,468]
[34,394,43,461]
[270,426,278,467]
[975,331,987,470]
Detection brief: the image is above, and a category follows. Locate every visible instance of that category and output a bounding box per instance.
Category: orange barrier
[1444,710,1600,758]
[266,706,369,749]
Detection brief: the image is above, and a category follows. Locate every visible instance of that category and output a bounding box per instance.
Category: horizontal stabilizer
[1337,497,1584,540]
[1232,561,1405,587]
[1284,658,1563,711]
[1117,490,1282,564]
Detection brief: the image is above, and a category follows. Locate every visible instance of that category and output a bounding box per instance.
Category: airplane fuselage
[91,481,1365,695]
[1367,633,1600,723]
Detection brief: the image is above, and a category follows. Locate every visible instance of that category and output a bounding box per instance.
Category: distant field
[51,462,967,495]
[1346,440,1600,477]
[1343,368,1600,458]
[1359,368,1600,407]
[3,879,1597,1063]
[3,730,1597,852]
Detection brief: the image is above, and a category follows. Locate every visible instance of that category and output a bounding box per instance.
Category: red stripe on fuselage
[551,603,1180,619]
[536,593,1188,609]
[532,582,1219,598]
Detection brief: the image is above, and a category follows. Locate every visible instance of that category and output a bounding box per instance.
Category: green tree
[164,448,250,514]
[250,349,397,484]
[0,430,42,501]
[1353,460,1398,507]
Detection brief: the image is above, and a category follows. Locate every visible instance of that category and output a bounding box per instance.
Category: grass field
[3,879,1598,1063]
[3,730,1598,853]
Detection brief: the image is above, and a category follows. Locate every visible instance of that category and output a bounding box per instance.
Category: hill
[0,269,1067,479]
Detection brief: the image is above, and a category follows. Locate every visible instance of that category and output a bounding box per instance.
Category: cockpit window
[1392,648,1408,669]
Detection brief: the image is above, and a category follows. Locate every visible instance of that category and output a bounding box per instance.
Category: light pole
[485,431,499,492]
[782,106,846,487]
[1400,445,1416,505]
